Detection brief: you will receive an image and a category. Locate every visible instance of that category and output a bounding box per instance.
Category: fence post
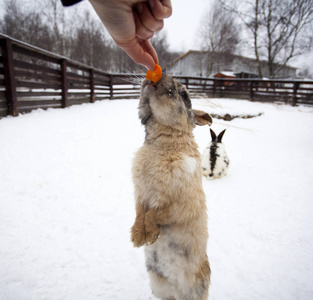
[185,78,189,90]
[249,80,254,101]
[213,79,216,96]
[292,82,299,106]
[90,69,95,103]
[109,75,113,99]
[60,59,68,108]
[1,38,18,116]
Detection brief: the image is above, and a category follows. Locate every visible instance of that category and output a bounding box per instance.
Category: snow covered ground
[0,98,313,300]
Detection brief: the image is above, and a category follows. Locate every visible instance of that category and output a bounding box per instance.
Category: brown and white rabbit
[201,129,230,179]
[131,74,212,300]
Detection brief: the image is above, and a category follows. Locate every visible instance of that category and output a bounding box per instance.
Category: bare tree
[199,0,240,75]
[71,11,113,70]
[0,0,52,50]
[219,0,313,78]
[260,0,313,77]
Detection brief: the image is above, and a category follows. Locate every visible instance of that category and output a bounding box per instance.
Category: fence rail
[1,34,312,118]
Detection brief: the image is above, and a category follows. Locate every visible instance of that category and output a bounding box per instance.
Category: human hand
[89,0,172,70]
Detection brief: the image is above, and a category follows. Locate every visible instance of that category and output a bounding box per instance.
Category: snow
[0,98,313,300]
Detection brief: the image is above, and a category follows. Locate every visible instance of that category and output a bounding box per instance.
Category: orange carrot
[146,64,162,83]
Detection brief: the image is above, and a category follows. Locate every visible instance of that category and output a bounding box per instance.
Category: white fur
[145,230,204,300]
[183,155,198,175]
[201,143,230,179]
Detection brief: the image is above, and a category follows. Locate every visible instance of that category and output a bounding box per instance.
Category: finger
[148,0,173,20]
[139,39,159,67]
[136,2,164,32]
[116,38,158,70]
[134,11,154,40]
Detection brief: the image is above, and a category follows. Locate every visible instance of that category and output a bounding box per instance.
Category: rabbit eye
[179,91,187,100]
[179,91,191,109]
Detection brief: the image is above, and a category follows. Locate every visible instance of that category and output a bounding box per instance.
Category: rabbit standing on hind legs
[131,74,212,300]
[201,129,230,179]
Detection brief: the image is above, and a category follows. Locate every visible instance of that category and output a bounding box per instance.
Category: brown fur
[131,74,212,300]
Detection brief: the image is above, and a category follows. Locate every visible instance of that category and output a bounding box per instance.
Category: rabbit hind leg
[148,271,176,300]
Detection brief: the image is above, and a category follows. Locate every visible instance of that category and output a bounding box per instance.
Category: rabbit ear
[217,129,226,142]
[210,129,216,141]
[192,110,212,126]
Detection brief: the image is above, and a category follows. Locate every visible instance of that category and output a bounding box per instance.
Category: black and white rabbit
[201,129,230,179]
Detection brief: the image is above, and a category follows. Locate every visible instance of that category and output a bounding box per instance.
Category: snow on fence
[1,34,313,118]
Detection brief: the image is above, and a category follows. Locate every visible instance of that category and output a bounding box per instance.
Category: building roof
[169,50,297,78]
[214,71,237,77]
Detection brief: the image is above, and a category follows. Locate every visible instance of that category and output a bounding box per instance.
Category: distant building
[169,50,297,79]
[213,71,236,86]
[213,71,236,79]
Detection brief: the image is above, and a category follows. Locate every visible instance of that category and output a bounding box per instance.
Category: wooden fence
[1,34,312,118]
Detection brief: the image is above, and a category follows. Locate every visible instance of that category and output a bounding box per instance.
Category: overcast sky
[161,0,211,51]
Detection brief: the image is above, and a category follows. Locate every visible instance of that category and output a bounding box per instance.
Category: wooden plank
[67,79,90,87]
[14,70,61,84]
[94,76,110,83]
[94,71,111,77]
[94,81,110,87]
[297,99,313,105]
[0,101,8,109]
[112,94,141,100]
[67,72,90,81]
[297,92,313,97]
[16,80,61,89]
[17,91,61,97]
[68,97,90,105]
[298,88,313,92]
[94,93,110,97]
[17,100,62,107]
[112,77,136,85]
[0,91,6,100]
[109,75,113,99]
[113,91,141,95]
[94,95,110,101]
[68,85,90,91]
[66,61,89,73]
[60,59,68,108]
[0,38,18,116]
[0,109,8,117]
[67,78,90,86]
[94,91,110,95]
[13,60,60,76]
[94,78,110,85]
[67,92,90,97]
[12,44,59,64]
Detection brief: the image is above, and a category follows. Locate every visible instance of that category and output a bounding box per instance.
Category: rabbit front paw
[144,219,160,246]
[131,221,146,248]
